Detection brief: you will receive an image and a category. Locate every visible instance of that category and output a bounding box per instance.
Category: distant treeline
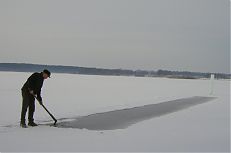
[0,63,230,79]
[155,69,230,79]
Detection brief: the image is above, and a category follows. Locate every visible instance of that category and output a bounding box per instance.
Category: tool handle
[41,103,57,123]
[34,96,57,124]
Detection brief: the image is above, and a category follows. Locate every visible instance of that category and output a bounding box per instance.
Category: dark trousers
[21,90,35,123]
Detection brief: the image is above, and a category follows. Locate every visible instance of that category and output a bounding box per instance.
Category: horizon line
[0,62,230,75]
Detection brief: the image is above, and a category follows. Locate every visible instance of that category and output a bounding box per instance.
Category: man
[20,69,51,128]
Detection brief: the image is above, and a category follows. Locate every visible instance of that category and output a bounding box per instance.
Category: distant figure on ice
[20,69,51,128]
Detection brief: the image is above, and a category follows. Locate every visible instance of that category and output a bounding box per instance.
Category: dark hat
[43,69,51,78]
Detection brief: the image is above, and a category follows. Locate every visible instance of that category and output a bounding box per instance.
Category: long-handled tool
[35,96,57,125]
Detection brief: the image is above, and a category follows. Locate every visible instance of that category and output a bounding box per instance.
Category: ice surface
[0,72,229,152]
[57,96,216,130]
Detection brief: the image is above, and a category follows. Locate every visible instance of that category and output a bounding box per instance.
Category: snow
[0,71,230,152]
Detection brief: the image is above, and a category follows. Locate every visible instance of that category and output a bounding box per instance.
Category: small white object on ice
[210,74,215,95]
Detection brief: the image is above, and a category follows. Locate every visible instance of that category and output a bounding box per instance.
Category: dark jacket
[22,72,44,101]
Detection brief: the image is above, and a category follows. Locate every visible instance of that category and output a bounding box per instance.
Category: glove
[37,96,43,103]
[38,100,43,105]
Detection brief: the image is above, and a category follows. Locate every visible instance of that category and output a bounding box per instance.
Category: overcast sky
[0,0,230,73]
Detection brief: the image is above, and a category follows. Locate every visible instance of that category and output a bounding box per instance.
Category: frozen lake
[0,72,230,152]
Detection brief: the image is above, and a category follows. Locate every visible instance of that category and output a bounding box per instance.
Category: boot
[20,122,27,128]
[28,122,38,127]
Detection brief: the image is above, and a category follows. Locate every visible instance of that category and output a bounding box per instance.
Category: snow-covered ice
[0,72,230,152]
